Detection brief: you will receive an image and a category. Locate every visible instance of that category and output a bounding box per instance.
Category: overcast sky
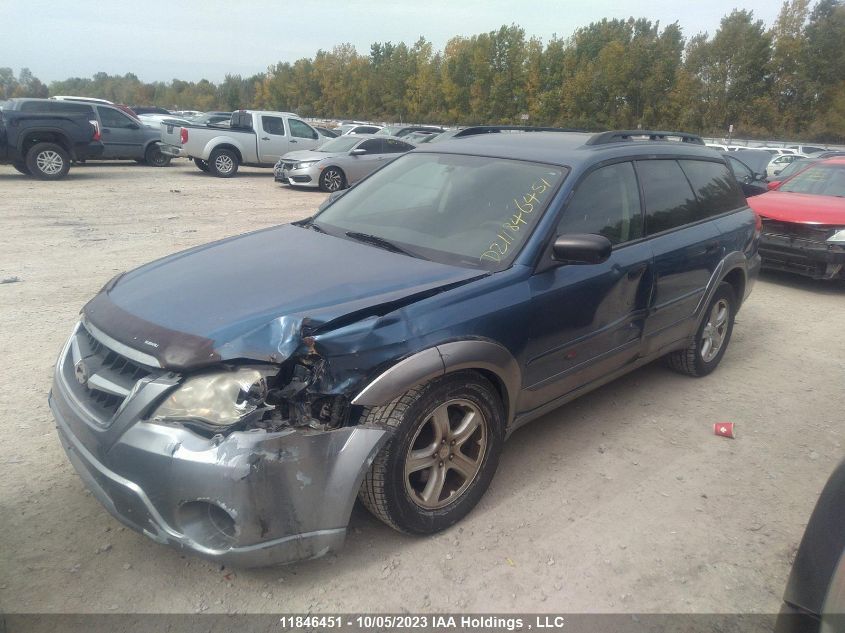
[3,0,784,83]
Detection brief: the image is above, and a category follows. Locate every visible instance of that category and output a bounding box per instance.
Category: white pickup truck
[160,110,326,177]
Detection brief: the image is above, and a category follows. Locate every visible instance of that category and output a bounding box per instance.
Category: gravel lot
[0,160,842,615]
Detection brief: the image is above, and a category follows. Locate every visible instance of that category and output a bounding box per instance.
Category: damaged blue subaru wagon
[50,130,760,566]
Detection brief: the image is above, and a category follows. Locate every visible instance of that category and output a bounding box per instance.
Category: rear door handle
[290,139,297,143]
[261,136,270,140]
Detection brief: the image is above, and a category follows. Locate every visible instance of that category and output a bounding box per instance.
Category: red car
[747,158,845,280]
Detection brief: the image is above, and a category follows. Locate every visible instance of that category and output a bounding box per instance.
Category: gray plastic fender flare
[693,251,749,332]
[351,340,521,424]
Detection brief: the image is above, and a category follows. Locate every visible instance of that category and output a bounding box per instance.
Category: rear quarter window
[678,159,746,216]
[637,159,744,235]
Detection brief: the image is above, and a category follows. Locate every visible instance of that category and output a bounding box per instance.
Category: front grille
[761,219,835,243]
[62,323,156,425]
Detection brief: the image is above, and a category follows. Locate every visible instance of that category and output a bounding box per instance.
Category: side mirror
[128,123,140,130]
[350,148,367,156]
[767,181,782,191]
[753,172,767,181]
[552,234,612,265]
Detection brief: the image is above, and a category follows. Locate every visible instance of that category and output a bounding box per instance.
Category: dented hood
[83,224,483,370]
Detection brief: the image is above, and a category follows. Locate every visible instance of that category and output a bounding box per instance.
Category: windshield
[779,163,845,197]
[776,159,816,181]
[318,136,362,153]
[313,153,566,270]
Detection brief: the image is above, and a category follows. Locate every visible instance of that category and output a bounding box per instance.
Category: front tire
[25,143,70,180]
[319,166,345,192]
[145,144,171,167]
[194,158,210,172]
[208,148,238,177]
[358,372,504,534]
[665,282,736,377]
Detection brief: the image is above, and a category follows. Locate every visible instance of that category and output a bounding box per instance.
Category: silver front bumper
[50,323,388,567]
[276,164,319,187]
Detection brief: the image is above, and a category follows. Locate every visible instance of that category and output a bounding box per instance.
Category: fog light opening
[176,500,237,550]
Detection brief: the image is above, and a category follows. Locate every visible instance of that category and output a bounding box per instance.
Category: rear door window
[261,116,285,136]
[558,162,643,244]
[636,160,699,235]
[678,159,746,216]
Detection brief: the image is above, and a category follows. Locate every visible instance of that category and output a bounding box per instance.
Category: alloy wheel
[36,150,64,175]
[404,399,488,510]
[701,298,730,362]
[214,154,234,174]
[323,169,342,191]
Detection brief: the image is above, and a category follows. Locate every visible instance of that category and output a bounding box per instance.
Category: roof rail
[586,130,704,146]
[452,125,585,138]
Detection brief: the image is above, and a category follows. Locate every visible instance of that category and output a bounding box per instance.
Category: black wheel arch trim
[693,251,749,332]
[351,340,521,425]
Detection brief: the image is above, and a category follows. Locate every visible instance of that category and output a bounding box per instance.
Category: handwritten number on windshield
[480,178,552,263]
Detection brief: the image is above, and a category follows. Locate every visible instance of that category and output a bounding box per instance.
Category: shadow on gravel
[181,169,275,179]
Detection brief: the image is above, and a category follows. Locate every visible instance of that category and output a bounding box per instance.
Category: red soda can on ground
[714,422,735,438]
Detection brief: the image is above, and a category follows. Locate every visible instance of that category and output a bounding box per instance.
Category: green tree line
[3,0,844,141]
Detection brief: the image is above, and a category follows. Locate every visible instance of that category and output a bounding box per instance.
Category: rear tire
[145,144,171,167]
[194,158,210,172]
[208,148,238,177]
[665,282,736,377]
[25,143,70,180]
[358,371,504,534]
[12,161,30,175]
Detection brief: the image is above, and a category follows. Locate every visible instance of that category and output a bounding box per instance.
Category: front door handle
[290,139,297,143]
[261,136,270,140]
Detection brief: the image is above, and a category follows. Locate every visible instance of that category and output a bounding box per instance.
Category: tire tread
[357,386,424,532]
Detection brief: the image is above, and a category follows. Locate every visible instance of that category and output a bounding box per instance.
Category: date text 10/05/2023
[278,615,567,630]
[479,177,554,264]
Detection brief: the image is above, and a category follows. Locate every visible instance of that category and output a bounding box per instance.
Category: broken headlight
[151,367,276,427]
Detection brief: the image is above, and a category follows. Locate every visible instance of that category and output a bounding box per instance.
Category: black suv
[50,130,761,566]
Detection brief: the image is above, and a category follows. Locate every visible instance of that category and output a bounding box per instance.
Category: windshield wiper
[344,231,418,257]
